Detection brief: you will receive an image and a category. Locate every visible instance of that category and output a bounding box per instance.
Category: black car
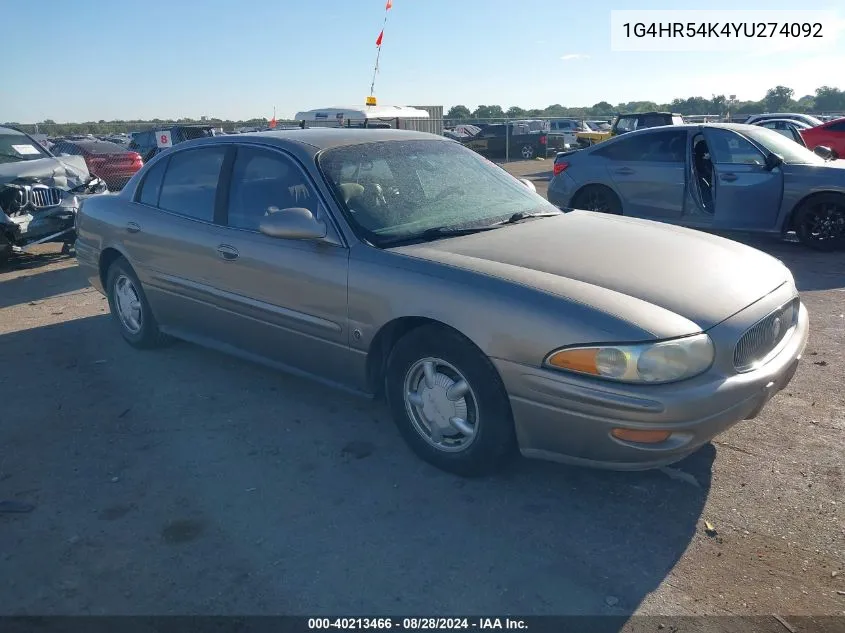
[611,112,685,137]
[128,125,215,162]
[461,123,548,160]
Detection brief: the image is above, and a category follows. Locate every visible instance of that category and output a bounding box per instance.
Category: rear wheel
[794,193,845,251]
[385,324,517,477]
[105,257,171,348]
[572,185,623,215]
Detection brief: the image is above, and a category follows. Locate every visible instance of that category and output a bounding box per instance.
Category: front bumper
[494,294,809,470]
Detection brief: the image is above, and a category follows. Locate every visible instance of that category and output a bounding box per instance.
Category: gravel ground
[1,161,843,621]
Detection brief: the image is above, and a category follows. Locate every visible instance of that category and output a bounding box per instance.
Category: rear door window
[157,147,227,221]
[638,114,671,129]
[137,158,168,206]
[614,117,637,133]
[595,130,687,162]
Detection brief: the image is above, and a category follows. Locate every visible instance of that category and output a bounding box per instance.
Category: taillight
[539,135,547,145]
[553,161,570,176]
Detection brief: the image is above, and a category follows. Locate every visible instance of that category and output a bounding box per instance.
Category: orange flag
[376,30,384,46]
[385,0,392,9]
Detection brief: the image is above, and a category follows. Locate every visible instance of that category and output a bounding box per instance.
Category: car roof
[617,111,680,117]
[751,118,807,124]
[603,122,769,137]
[182,127,448,152]
[0,125,28,136]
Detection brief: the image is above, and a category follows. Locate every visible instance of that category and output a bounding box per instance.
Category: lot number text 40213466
[307,618,528,630]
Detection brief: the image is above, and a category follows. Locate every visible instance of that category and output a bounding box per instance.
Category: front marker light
[545,334,715,384]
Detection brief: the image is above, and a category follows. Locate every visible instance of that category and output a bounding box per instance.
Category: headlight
[544,334,715,384]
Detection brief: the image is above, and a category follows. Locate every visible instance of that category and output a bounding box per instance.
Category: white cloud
[560,53,589,61]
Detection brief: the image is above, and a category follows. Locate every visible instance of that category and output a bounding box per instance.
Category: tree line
[6,84,845,137]
[446,85,845,121]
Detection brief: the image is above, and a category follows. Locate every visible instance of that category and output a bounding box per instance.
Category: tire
[385,324,517,477]
[520,144,535,160]
[571,185,623,215]
[105,257,170,349]
[793,193,845,251]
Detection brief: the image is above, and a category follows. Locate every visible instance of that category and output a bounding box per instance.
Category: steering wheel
[431,185,466,203]
[362,182,387,207]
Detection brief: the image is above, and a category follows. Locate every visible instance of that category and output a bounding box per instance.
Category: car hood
[389,211,792,333]
[0,155,91,189]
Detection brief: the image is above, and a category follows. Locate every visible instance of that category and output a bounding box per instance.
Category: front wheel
[794,193,845,251]
[385,325,517,477]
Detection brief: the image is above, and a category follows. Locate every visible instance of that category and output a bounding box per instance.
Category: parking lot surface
[1,160,843,618]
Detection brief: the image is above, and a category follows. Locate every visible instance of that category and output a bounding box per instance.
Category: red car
[800,117,845,158]
[50,138,143,191]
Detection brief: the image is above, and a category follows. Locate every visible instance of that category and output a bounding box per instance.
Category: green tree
[505,106,526,118]
[795,95,815,112]
[472,105,504,120]
[589,101,614,115]
[446,105,471,119]
[763,85,794,112]
[813,86,845,112]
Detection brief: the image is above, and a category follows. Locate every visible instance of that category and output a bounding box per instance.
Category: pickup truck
[460,124,548,160]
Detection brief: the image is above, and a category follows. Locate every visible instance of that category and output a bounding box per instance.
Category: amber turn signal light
[611,428,671,444]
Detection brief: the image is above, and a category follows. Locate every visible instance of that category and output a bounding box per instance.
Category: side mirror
[519,178,536,192]
[259,207,327,241]
[764,152,783,171]
[813,145,836,160]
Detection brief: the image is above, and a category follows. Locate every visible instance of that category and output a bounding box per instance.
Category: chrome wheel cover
[403,357,479,452]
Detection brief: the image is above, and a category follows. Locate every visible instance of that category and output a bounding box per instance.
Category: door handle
[614,167,634,175]
[216,244,239,261]
[720,173,738,182]
[126,221,141,233]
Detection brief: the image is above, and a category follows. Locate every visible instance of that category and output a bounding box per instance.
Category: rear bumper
[494,301,809,470]
[74,238,104,294]
[547,173,578,208]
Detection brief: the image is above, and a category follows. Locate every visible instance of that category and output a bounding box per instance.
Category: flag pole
[369,1,392,99]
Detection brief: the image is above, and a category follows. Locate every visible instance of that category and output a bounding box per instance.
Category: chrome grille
[734,297,800,372]
[28,185,62,208]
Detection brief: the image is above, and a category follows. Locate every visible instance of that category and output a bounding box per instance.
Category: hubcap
[403,357,479,452]
[804,204,845,244]
[522,146,534,159]
[114,274,143,334]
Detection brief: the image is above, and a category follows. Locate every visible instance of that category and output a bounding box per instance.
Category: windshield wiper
[381,225,501,246]
[0,153,25,161]
[492,210,562,226]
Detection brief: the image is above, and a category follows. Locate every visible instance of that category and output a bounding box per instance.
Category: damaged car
[0,126,107,263]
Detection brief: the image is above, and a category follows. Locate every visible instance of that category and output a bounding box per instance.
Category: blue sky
[3,0,844,123]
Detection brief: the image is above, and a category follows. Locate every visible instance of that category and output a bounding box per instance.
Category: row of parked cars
[547,114,845,251]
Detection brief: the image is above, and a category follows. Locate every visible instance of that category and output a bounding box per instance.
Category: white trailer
[293,105,436,134]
